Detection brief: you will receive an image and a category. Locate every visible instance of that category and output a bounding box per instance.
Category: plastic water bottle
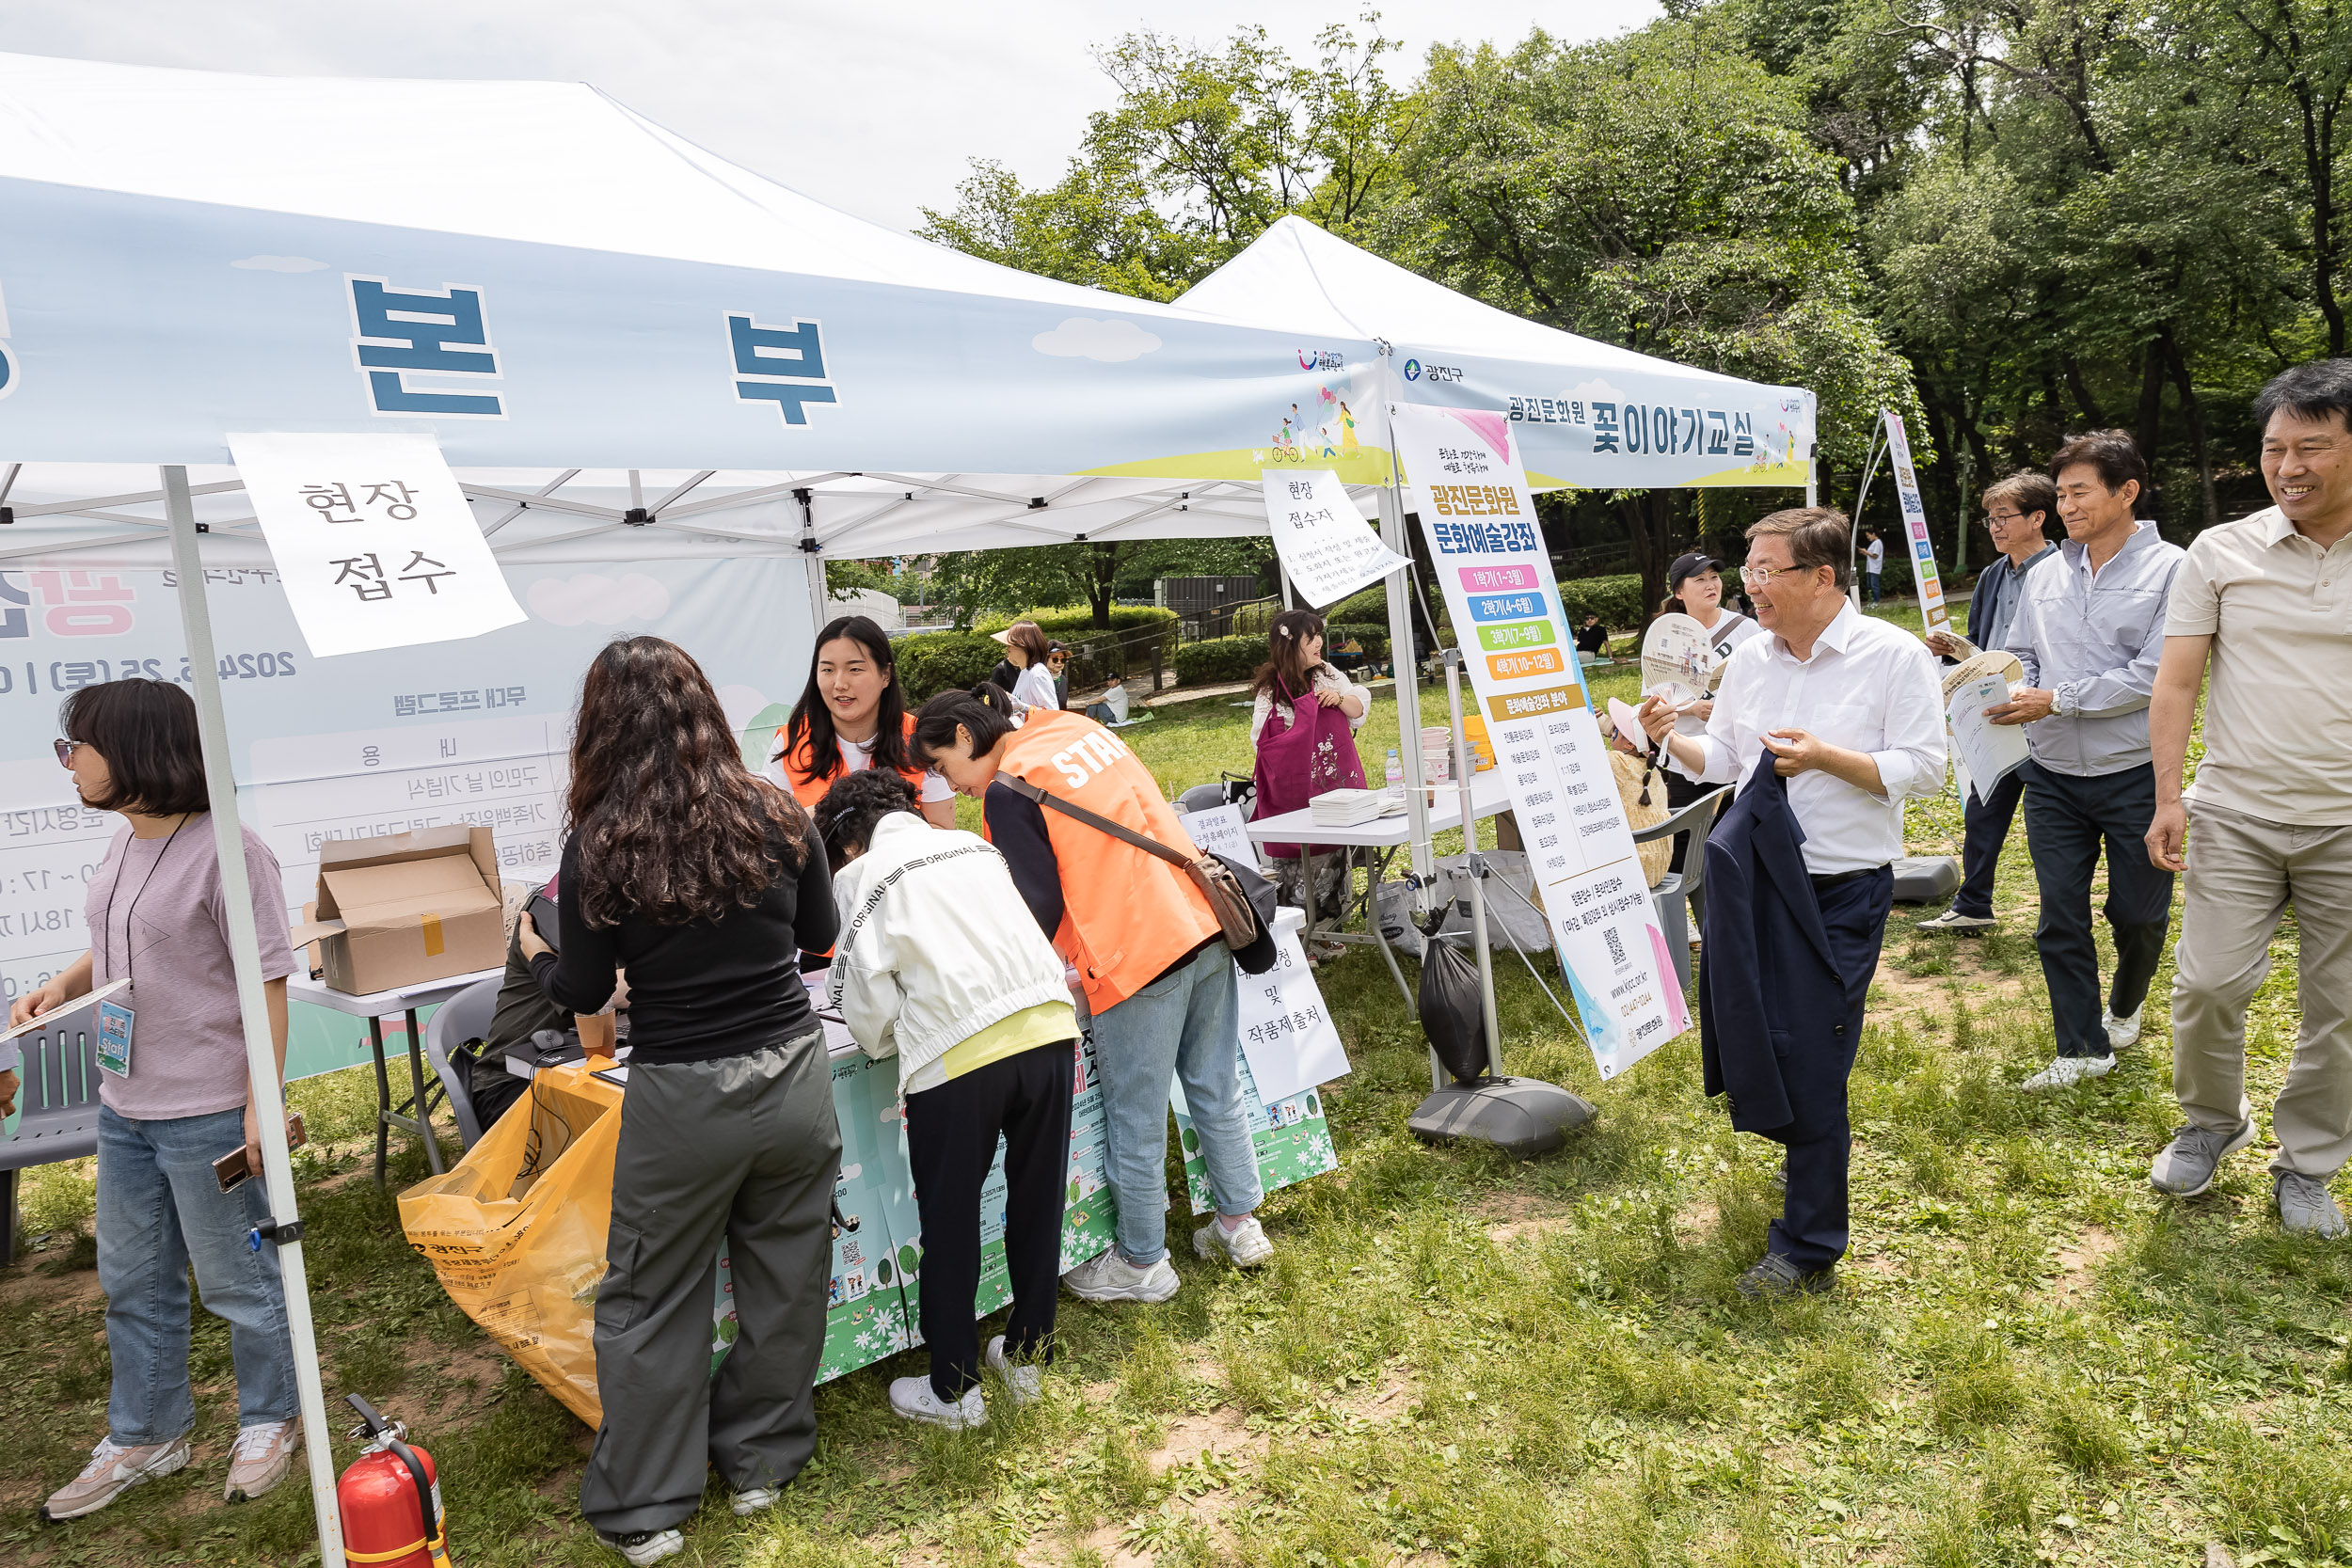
[1385,748,1404,788]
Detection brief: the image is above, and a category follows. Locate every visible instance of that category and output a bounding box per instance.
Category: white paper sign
[1392,401,1688,1079]
[1947,673,2029,802]
[1261,467,1409,610]
[1234,908,1352,1103]
[1180,802,1260,868]
[230,431,527,657]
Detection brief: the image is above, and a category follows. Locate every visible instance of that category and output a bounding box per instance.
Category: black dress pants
[903,1039,1075,1401]
[1766,866,1894,1274]
[2018,760,2175,1058]
[1952,766,2026,919]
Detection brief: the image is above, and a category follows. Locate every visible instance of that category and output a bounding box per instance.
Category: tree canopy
[917,2,2327,610]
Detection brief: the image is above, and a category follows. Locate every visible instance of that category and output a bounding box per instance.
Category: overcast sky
[0,1,1660,233]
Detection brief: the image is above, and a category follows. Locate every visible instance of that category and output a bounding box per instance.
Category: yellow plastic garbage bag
[397,1064,622,1427]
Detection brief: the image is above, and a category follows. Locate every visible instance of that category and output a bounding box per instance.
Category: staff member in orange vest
[765,615,957,828]
[914,683,1272,1302]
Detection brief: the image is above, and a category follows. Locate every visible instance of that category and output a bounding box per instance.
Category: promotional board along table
[287,967,502,1188]
[1243,768,1512,1005]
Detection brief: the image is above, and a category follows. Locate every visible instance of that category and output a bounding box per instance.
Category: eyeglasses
[53,738,84,768]
[1982,512,2026,529]
[1739,563,1804,586]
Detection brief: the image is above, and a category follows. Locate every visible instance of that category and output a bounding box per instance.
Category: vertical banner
[1391,403,1690,1079]
[1880,411,1949,633]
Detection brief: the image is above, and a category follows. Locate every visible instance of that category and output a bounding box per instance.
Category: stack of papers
[1310,788,1391,827]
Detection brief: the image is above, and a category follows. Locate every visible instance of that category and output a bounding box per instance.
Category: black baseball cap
[1668,552,1723,592]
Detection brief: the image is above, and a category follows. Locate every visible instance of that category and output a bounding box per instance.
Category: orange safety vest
[775,712,930,813]
[985,708,1219,1013]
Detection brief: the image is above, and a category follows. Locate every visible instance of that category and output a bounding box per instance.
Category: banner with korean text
[0,555,811,1071]
[1391,402,1690,1079]
[1881,410,1950,633]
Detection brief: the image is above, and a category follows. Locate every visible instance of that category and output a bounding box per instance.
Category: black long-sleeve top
[530,828,835,1065]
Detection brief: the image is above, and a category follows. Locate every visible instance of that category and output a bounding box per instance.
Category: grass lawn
[5,602,2348,1567]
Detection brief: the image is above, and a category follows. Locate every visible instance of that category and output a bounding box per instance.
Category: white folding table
[287,967,504,1188]
[1244,769,1514,1006]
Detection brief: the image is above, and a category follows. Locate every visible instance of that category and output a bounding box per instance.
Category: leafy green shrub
[1557,572,1647,632]
[894,629,998,702]
[976,606,1178,664]
[1172,636,1262,685]
[1327,583,1388,622]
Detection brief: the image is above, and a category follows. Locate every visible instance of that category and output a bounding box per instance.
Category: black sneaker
[1735,1253,1833,1300]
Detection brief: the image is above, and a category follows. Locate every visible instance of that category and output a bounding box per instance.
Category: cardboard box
[289,826,505,995]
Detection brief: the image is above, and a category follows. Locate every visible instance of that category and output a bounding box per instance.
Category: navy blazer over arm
[1698,767,1848,1134]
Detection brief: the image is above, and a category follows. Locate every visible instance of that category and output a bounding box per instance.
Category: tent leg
[163,468,346,1568]
[1376,480,1440,1091]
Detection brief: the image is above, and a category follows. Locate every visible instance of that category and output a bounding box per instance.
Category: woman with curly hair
[516,636,838,1566]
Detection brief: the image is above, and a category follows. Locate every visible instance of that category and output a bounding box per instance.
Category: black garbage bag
[1419,933,1491,1085]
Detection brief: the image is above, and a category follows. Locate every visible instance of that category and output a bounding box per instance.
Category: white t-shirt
[1011,664,1061,713]
[764,730,954,804]
[1866,538,1885,570]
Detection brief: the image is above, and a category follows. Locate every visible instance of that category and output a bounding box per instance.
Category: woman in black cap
[1659,551,1764,869]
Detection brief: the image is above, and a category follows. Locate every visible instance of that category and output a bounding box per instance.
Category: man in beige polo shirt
[2145,358,2352,1237]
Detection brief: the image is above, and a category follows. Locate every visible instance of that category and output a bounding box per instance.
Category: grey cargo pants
[580,1029,838,1536]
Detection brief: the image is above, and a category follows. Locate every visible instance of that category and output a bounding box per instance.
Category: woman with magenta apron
[1248,610,1372,957]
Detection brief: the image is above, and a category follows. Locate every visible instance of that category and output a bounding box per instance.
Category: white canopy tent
[1172,216,1820,887]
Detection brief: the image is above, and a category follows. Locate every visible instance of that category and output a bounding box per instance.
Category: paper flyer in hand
[1639,611,1716,702]
[1391,401,1688,1078]
[1946,672,2029,805]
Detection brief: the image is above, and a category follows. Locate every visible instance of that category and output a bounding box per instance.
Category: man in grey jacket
[1995,430,2185,1090]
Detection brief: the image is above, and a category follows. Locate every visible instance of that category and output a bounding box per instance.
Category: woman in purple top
[8,680,302,1522]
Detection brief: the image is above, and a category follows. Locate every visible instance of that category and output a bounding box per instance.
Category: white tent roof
[1177,217,1816,492]
[0,54,1389,561]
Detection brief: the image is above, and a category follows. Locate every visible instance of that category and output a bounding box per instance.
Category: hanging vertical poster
[1881,410,1950,633]
[1390,402,1690,1079]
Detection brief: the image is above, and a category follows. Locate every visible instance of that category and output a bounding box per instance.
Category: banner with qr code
[0,554,812,1061]
[1391,401,1689,1081]
[230,431,528,657]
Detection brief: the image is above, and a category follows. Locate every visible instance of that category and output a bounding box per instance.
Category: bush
[1171,636,1262,686]
[1325,622,1389,658]
[894,629,998,702]
[1326,583,1389,623]
[976,606,1177,664]
[1556,572,1647,633]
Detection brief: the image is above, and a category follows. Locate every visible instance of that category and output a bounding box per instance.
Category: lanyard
[99,814,190,992]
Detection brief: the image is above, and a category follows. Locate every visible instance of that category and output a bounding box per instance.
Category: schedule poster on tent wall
[0,556,811,1063]
[1391,402,1691,1079]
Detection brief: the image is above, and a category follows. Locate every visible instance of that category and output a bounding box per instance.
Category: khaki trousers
[2170,800,2352,1179]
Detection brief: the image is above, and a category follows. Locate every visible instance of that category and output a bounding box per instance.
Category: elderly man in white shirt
[1641,506,1946,1296]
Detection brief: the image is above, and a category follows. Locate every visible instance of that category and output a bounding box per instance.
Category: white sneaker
[2022,1053,2115,1091]
[1194,1213,1275,1269]
[41,1433,193,1521]
[1916,909,1995,934]
[890,1375,987,1430]
[731,1484,781,1516]
[597,1527,684,1564]
[225,1418,300,1503]
[1061,1248,1181,1303]
[2103,1006,2144,1050]
[986,1335,1043,1406]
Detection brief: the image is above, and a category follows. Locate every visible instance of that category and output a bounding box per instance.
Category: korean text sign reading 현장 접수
[1259,467,1410,610]
[1390,402,1691,1079]
[230,431,528,658]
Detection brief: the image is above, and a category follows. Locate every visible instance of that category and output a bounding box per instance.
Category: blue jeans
[98,1104,297,1445]
[1091,944,1262,1265]
[1865,571,1883,604]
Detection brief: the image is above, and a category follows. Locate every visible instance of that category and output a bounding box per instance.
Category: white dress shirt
[1671,601,1947,875]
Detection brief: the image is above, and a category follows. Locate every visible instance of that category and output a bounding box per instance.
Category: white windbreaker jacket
[823,813,1072,1093]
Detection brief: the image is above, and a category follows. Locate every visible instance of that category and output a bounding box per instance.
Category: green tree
[926,538,1269,629]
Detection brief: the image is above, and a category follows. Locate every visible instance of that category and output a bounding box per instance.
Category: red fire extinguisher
[336,1394,454,1568]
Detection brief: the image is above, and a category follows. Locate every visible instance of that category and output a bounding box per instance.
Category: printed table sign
[1261,467,1409,610]
[230,431,526,657]
[1391,401,1689,1079]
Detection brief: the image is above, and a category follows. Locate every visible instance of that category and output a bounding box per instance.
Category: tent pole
[797,487,830,633]
[1375,348,1442,1091]
[162,467,347,1568]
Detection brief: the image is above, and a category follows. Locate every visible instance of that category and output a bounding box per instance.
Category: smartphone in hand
[213,1112,309,1193]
